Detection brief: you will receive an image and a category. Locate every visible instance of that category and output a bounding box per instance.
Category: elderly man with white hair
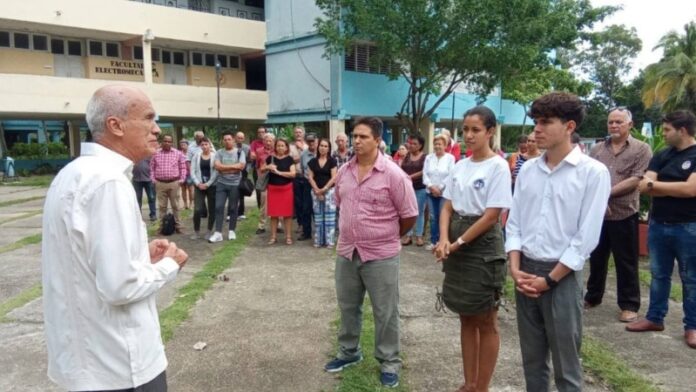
[42,85,188,391]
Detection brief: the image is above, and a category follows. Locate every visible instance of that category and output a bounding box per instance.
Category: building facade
[0,0,267,159]
[264,0,530,150]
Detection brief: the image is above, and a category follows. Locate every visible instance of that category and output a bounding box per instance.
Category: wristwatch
[544,274,558,289]
[455,237,467,246]
[646,179,654,190]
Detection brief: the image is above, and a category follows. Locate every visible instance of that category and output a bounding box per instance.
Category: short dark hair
[663,110,696,136]
[517,134,529,144]
[222,131,234,139]
[199,136,211,144]
[275,137,290,153]
[353,117,383,139]
[464,105,497,129]
[410,134,425,151]
[529,92,586,128]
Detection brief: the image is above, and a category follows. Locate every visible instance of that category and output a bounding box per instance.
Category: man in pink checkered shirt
[150,134,187,233]
[324,117,417,389]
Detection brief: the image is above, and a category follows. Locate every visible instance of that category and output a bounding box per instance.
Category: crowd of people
[40,84,696,392]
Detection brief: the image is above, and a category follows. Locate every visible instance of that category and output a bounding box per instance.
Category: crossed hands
[432,240,461,262]
[149,239,189,270]
[511,269,550,298]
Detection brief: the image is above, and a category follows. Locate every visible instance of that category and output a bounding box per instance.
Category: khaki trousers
[156,181,181,229]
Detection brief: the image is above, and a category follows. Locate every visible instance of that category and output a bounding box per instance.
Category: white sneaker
[208,232,223,243]
[238,215,247,220]
[425,244,435,251]
[228,230,236,240]
[190,232,200,240]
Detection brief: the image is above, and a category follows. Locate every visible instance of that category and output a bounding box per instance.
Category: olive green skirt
[441,214,506,315]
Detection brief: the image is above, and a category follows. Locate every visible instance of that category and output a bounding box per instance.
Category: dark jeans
[133,180,156,219]
[253,169,261,208]
[75,371,166,392]
[585,213,641,311]
[646,221,696,330]
[215,183,240,232]
[293,177,312,237]
[237,170,247,217]
[193,185,216,232]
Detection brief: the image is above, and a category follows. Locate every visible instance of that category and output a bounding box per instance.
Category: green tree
[315,0,614,133]
[643,21,696,112]
[503,65,593,131]
[577,24,642,106]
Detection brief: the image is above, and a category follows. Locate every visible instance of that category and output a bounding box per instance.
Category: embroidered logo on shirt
[682,160,692,170]
[473,178,485,189]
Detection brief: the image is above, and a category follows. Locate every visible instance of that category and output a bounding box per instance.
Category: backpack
[161,213,176,236]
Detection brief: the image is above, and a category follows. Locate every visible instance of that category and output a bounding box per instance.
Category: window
[216,54,227,68]
[173,51,185,65]
[151,47,160,62]
[105,42,119,58]
[251,12,262,21]
[133,46,143,60]
[237,10,248,18]
[205,53,215,66]
[191,52,203,66]
[32,35,48,51]
[51,39,64,54]
[89,40,103,56]
[67,40,82,56]
[345,43,391,74]
[0,31,9,47]
[162,50,171,64]
[229,55,240,69]
[14,33,30,49]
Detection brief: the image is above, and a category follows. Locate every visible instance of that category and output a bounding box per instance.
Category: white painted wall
[266,0,323,42]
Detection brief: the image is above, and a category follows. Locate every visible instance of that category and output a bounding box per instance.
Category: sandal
[286,238,293,245]
[268,237,277,245]
[401,237,412,246]
[416,237,425,246]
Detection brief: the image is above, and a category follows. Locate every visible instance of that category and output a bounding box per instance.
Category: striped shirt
[150,148,187,182]
[334,153,418,262]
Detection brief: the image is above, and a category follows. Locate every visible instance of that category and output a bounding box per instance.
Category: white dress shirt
[42,143,180,391]
[443,155,512,215]
[505,146,611,271]
[423,152,455,193]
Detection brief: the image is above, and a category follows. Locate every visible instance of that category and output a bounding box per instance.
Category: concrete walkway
[1,184,695,391]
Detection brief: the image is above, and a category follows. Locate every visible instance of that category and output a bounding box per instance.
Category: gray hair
[609,107,633,122]
[263,133,276,141]
[85,86,133,141]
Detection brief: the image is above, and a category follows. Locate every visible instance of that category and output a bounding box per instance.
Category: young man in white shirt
[42,85,189,391]
[505,92,611,392]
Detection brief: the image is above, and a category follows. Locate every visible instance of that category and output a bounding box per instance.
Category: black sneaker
[324,355,363,373]
[256,228,266,234]
[380,372,399,388]
[297,234,311,241]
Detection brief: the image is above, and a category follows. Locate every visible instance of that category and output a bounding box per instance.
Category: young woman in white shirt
[423,134,455,250]
[434,105,512,392]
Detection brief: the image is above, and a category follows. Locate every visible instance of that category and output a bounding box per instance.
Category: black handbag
[239,177,254,197]
[255,156,272,191]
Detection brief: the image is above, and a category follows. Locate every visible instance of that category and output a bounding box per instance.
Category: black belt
[156,178,179,183]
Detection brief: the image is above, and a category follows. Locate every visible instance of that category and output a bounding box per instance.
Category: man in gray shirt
[235,131,251,220]
[297,133,317,240]
[209,131,245,243]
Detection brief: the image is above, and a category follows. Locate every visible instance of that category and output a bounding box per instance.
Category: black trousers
[76,371,166,392]
[293,176,312,237]
[585,213,641,311]
[252,168,262,208]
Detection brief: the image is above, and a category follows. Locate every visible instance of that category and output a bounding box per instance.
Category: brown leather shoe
[625,318,664,332]
[583,300,599,310]
[619,310,639,323]
[685,330,696,349]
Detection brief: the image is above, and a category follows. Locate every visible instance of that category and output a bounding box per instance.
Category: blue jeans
[133,180,156,219]
[646,221,696,330]
[427,194,444,244]
[407,188,427,237]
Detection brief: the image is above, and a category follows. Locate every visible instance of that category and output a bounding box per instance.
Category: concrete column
[329,119,345,150]
[419,119,435,154]
[494,124,502,152]
[142,30,154,85]
[67,121,81,158]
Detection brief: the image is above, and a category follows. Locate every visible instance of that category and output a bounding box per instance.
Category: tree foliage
[643,22,696,113]
[576,24,642,106]
[315,0,615,133]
